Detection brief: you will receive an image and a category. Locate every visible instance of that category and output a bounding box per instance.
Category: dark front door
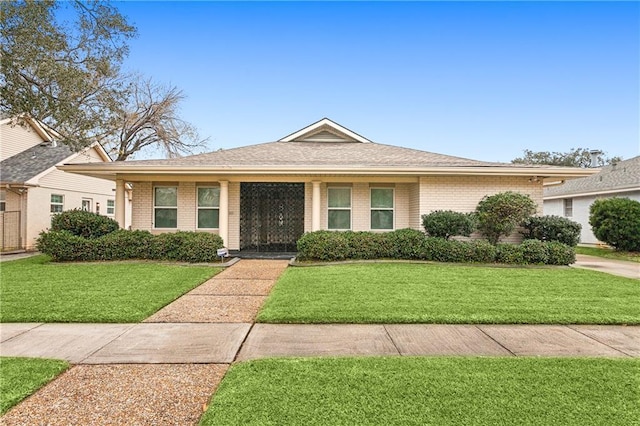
[240,183,305,252]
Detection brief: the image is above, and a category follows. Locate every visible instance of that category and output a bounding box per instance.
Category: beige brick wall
[177,181,196,229]
[408,183,421,229]
[131,181,152,230]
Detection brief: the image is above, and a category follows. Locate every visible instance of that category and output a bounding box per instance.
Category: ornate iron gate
[240,183,304,252]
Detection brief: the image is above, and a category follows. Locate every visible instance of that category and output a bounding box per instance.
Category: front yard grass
[0,255,220,322]
[257,264,640,324]
[576,246,640,263]
[201,357,640,426]
[0,357,69,415]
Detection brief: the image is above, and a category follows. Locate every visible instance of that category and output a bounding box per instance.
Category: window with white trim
[107,199,115,215]
[50,194,64,213]
[81,198,92,212]
[370,188,394,230]
[197,187,220,229]
[328,187,351,230]
[0,190,5,212]
[563,198,573,217]
[154,186,177,228]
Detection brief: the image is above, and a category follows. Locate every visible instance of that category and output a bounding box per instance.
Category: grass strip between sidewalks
[0,255,220,322]
[0,357,69,415]
[258,263,640,324]
[201,357,640,426]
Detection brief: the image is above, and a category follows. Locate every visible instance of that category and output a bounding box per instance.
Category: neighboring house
[0,117,126,251]
[543,155,640,245]
[60,118,596,253]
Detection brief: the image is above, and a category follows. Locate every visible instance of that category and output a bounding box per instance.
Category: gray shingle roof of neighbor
[102,140,549,169]
[0,142,74,183]
[544,155,640,197]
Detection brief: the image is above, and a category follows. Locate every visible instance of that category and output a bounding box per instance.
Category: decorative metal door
[240,183,305,252]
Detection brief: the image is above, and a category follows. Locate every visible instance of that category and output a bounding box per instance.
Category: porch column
[115,179,126,229]
[312,180,321,231]
[219,180,229,246]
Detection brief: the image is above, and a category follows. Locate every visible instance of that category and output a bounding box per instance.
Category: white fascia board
[544,186,640,200]
[279,118,372,143]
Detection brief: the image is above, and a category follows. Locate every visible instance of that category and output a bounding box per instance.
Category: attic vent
[299,130,351,143]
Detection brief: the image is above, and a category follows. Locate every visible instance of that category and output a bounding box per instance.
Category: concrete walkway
[2,322,639,362]
[572,254,639,279]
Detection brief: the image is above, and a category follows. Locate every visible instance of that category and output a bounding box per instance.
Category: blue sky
[115,1,639,162]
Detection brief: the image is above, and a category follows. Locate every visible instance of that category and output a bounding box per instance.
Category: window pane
[155,208,177,228]
[328,188,351,208]
[107,200,115,207]
[328,210,351,229]
[50,204,63,213]
[198,209,219,228]
[51,194,63,204]
[371,210,394,230]
[155,187,177,207]
[371,188,393,208]
[198,187,220,207]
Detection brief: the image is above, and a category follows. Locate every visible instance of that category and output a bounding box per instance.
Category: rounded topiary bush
[476,192,537,244]
[50,209,120,239]
[589,197,640,252]
[422,210,476,240]
[521,215,581,247]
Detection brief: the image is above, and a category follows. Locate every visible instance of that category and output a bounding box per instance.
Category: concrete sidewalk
[2,322,638,362]
[572,254,639,279]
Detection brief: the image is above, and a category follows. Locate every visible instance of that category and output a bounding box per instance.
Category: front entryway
[240,183,304,252]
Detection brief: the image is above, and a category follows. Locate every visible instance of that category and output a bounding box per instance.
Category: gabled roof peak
[278,118,372,143]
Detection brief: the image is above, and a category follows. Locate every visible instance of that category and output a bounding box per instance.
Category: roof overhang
[58,163,600,182]
[544,185,640,200]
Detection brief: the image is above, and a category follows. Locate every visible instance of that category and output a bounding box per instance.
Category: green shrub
[50,209,120,239]
[345,232,391,260]
[589,198,640,252]
[495,243,525,264]
[545,241,576,265]
[36,230,90,261]
[476,192,537,244]
[387,228,428,259]
[421,211,476,239]
[37,229,223,263]
[296,231,351,261]
[521,215,581,246]
[520,239,549,264]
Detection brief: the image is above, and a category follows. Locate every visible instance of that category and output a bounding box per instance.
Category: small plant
[476,192,537,244]
[50,209,119,239]
[521,215,581,247]
[422,210,476,239]
[589,198,640,252]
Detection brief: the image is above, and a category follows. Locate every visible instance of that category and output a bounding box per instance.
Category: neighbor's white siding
[0,120,44,161]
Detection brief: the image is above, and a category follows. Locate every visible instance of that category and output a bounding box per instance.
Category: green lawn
[0,255,220,322]
[201,357,640,426]
[257,264,640,324]
[576,246,640,263]
[0,357,69,415]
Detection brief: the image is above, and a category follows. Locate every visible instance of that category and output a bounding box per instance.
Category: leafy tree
[589,198,640,252]
[422,210,476,240]
[476,192,537,244]
[512,148,622,168]
[1,0,136,148]
[106,76,207,161]
[1,1,206,160]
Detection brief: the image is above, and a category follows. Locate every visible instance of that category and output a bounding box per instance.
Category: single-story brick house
[544,155,640,245]
[60,118,596,252]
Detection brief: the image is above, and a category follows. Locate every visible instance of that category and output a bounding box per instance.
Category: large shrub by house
[475,192,537,244]
[521,215,581,246]
[39,211,224,262]
[296,230,574,265]
[589,198,640,252]
[421,210,476,239]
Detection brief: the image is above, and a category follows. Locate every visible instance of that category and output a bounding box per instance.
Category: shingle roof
[105,140,525,169]
[0,142,74,183]
[544,155,640,197]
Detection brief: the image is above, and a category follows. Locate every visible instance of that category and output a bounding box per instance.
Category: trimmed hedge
[422,210,477,239]
[37,229,224,263]
[51,209,120,239]
[296,229,574,265]
[521,215,581,247]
